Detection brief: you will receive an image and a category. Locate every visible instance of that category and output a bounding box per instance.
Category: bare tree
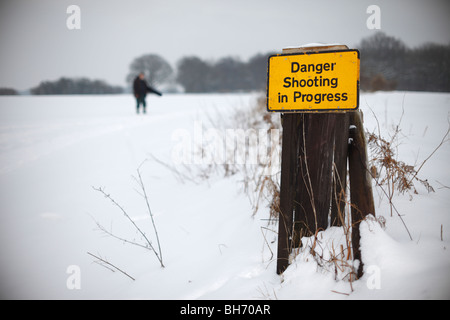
[126,54,174,87]
[176,56,211,93]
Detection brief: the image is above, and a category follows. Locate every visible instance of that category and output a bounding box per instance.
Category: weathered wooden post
[276,113,299,272]
[348,111,376,278]
[267,45,369,275]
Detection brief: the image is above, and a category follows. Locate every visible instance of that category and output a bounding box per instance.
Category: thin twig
[331,290,350,296]
[436,181,450,190]
[149,154,201,185]
[92,218,151,251]
[134,162,164,267]
[406,123,450,188]
[365,156,413,240]
[87,252,135,281]
[261,227,274,260]
[92,185,165,267]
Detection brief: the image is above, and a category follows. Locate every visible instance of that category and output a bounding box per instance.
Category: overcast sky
[1,0,449,91]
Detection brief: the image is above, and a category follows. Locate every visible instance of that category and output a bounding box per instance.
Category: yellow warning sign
[267,50,360,112]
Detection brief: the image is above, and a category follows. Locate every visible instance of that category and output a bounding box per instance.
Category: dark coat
[133,77,162,98]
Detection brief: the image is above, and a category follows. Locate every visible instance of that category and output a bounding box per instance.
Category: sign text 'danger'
[267,50,360,112]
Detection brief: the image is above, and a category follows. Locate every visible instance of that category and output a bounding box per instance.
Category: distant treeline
[1,32,448,95]
[30,77,123,95]
[359,32,450,92]
[0,88,19,95]
[176,54,272,93]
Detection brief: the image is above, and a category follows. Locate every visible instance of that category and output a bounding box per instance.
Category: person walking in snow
[133,72,162,114]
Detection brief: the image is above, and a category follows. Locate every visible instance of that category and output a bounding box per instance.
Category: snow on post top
[282,43,349,54]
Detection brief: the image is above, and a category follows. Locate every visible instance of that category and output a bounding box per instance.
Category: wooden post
[277,114,300,274]
[348,111,376,278]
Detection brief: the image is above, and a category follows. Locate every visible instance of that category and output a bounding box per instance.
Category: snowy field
[0,92,449,300]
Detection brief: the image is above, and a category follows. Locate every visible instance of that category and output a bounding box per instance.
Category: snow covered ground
[0,92,449,300]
